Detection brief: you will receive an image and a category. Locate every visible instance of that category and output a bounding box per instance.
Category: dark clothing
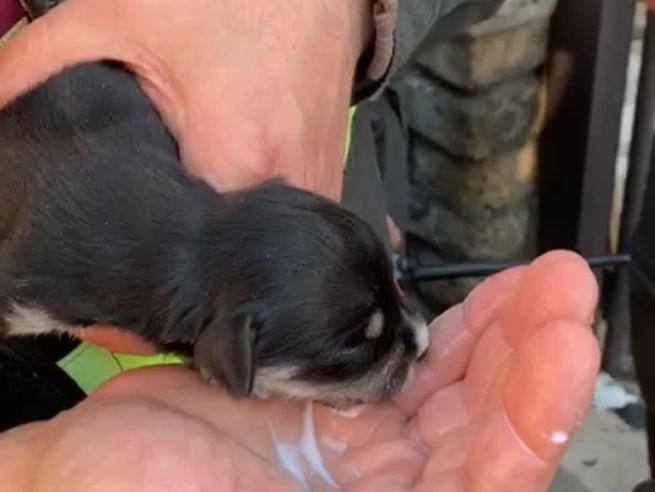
[355,0,504,99]
[631,138,655,476]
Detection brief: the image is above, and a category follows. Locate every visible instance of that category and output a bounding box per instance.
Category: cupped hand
[0,250,600,492]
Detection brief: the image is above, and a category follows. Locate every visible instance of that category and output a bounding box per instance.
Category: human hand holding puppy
[0,0,375,354]
[0,252,599,491]
[0,0,371,200]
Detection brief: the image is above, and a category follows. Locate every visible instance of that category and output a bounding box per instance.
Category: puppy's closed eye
[364,310,385,339]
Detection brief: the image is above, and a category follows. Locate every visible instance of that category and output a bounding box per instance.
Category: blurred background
[354,0,651,490]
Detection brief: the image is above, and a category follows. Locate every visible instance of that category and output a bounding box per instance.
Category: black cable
[398,254,631,282]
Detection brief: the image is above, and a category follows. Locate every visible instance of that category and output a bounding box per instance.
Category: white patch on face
[4,304,70,336]
[253,366,351,402]
[252,366,300,399]
[414,319,429,358]
[252,331,412,406]
[365,310,384,339]
[403,310,429,358]
[253,364,385,407]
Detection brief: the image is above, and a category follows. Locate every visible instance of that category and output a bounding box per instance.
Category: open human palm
[0,251,599,492]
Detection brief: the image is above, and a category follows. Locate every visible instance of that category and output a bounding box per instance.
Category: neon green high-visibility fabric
[345,106,356,168]
[57,343,182,394]
[58,106,358,394]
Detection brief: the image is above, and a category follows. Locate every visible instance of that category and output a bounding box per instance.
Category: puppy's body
[0,64,219,342]
[0,63,427,406]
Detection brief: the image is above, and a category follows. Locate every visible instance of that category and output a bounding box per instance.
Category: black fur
[0,62,423,404]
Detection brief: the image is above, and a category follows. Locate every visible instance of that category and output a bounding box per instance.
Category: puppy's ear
[193,309,259,398]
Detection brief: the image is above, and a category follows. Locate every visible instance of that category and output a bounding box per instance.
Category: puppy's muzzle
[403,309,429,360]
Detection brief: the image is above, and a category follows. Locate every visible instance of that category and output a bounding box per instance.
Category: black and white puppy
[0,62,428,408]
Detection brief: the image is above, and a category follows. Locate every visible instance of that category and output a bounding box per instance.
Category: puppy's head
[192,181,428,408]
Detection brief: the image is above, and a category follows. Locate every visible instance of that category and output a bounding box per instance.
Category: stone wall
[392,0,556,313]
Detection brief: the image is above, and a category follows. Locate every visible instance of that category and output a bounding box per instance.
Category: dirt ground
[549,408,648,492]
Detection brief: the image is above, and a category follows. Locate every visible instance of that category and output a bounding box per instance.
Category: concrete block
[411,139,537,218]
[399,73,539,159]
